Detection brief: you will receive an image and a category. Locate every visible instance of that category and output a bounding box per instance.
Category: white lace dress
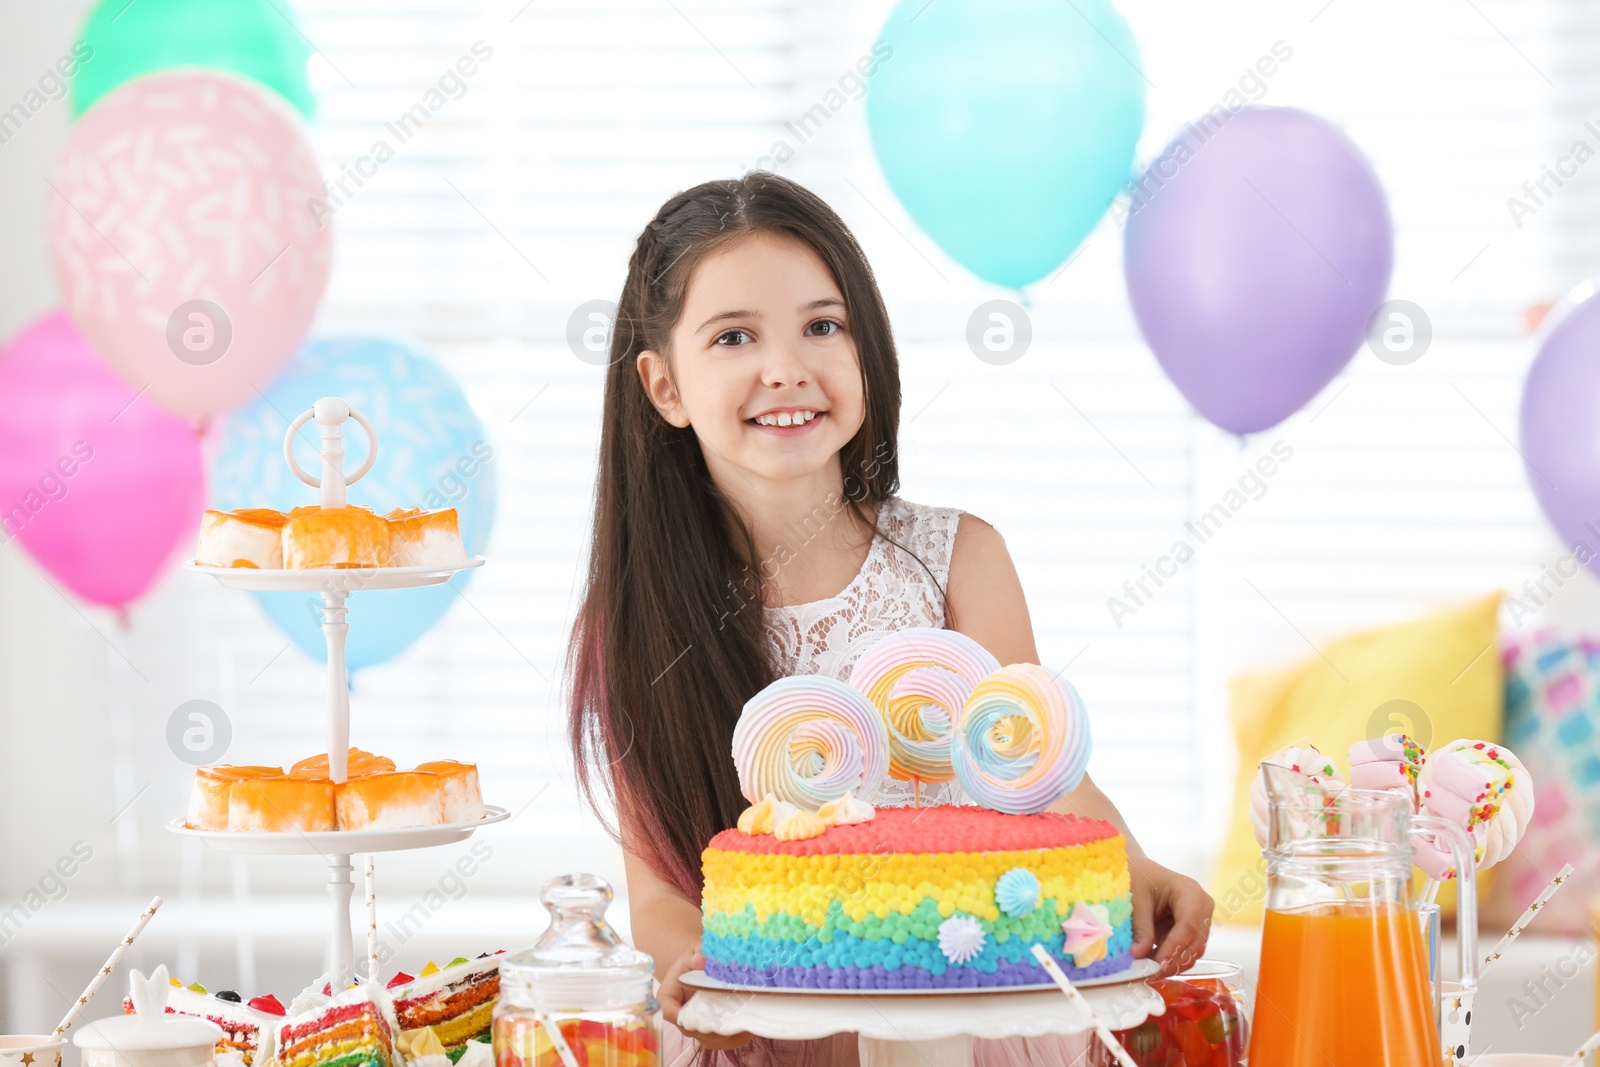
[763,495,974,809]
[678,495,1089,1067]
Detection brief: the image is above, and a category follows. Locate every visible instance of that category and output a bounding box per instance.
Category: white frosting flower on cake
[937,915,987,965]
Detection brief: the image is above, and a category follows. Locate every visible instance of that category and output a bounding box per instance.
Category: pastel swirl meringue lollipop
[848,628,1000,782]
[1250,744,1344,848]
[1348,734,1427,810]
[948,662,1092,815]
[1415,739,1534,878]
[732,675,890,811]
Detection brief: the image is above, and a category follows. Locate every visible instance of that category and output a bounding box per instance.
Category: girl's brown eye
[715,329,751,347]
[808,319,844,336]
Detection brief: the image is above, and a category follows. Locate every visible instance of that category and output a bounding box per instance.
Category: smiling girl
[568,173,1213,1065]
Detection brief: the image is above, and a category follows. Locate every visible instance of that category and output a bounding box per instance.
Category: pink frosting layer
[708,804,1119,855]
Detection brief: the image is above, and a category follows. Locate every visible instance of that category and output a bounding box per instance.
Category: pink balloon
[0,312,206,609]
[46,71,333,419]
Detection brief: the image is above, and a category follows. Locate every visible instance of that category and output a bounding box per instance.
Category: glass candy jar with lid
[74,967,224,1067]
[494,874,660,1067]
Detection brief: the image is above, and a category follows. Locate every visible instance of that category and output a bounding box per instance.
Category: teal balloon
[214,338,496,672]
[72,0,315,119]
[866,0,1145,288]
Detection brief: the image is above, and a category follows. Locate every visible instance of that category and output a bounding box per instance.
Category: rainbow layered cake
[701,804,1132,990]
[387,952,503,1057]
[275,982,397,1067]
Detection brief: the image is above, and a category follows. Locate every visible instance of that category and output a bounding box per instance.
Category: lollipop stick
[53,896,163,1038]
[1029,944,1139,1067]
[913,778,921,809]
[1482,864,1573,977]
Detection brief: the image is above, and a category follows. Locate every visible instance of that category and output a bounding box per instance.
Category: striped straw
[1029,945,1139,1067]
[1481,864,1574,977]
[53,897,163,1038]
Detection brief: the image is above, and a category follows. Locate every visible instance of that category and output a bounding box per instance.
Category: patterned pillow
[1493,632,1600,935]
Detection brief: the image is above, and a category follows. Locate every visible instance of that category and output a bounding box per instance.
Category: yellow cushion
[1210,592,1503,925]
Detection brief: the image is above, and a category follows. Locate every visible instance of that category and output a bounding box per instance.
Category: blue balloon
[214,337,497,671]
[866,0,1145,288]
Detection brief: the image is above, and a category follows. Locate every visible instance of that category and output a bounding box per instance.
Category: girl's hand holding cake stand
[1127,855,1214,977]
[1047,776,1215,977]
[656,947,752,1052]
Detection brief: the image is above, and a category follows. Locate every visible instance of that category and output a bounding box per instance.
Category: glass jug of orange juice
[1248,763,1479,1067]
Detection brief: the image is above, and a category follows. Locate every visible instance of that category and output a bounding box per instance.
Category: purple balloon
[1522,290,1600,566]
[1125,106,1394,434]
[0,311,205,610]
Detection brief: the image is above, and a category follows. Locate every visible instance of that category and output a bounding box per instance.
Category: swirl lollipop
[1415,739,1534,880]
[732,676,890,811]
[948,662,1092,814]
[849,628,1000,782]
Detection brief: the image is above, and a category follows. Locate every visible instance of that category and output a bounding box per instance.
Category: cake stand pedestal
[679,965,1163,1067]
[182,396,494,991]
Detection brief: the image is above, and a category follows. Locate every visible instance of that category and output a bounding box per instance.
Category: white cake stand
[678,961,1164,1067]
[180,396,497,990]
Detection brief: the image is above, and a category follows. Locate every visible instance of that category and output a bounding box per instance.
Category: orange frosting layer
[189,765,288,830]
[198,765,288,783]
[228,777,336,832]
[282,506,391,569]
[414,760,476,782]
[386,507,460,535]
[337,771,444,829]
[291,749,398,780]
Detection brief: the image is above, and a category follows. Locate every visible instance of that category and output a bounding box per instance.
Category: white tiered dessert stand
[178,396,506,988]
[678,960,1164,1067]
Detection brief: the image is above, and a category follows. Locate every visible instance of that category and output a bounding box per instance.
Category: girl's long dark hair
[567,173,905,900]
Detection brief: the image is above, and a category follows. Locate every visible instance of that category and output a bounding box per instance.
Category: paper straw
[1566,1029,1600,1064]
[1421,878,1441,907]
[1482,864,1574,977]
[1029,944,1139,1067]
[53,896,164,1038]
[365,855,378,985]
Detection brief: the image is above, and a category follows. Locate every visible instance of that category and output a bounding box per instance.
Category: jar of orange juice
[1248,764,1479,1067]
[493,874,659,1067]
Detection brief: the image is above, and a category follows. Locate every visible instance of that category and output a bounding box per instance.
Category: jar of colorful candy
[494,874,659,1067]
[1090,961,1248,1067]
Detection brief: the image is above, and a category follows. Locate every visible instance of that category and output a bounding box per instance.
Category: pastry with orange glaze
[196,508,289,569]
[385,507,467,567]
[415,760,484,823]
[336,770,445,830]
[289,748,397,780]
[281,505,392,569]
[228,776,337,833]
[187,764,287,830]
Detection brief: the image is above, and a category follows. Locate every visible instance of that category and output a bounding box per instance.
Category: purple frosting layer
[705,949,1133,990]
